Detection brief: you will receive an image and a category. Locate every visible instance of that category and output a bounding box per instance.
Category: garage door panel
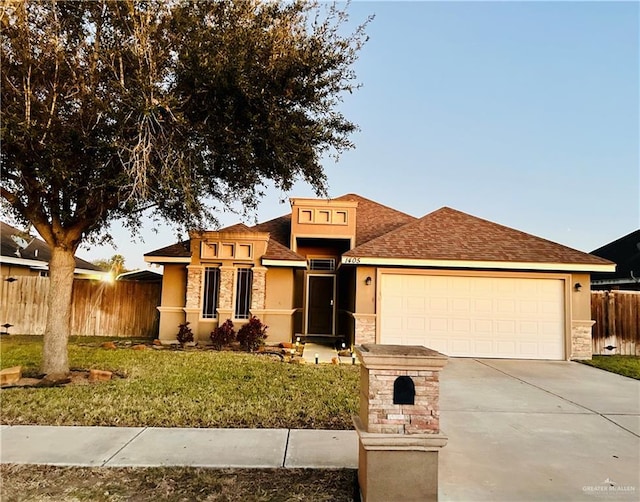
[380,274,565,360]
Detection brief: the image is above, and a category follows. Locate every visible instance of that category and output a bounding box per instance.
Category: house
[590,229,640,291]
[1,222,107,280]
[144,194,614,360]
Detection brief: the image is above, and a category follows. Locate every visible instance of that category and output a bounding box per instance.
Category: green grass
[0,336,359,429]
[579,355,640,380]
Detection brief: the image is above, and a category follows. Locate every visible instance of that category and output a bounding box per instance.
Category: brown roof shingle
[334,194,416,246]
[144,240,191,258]
[345,207,613,266]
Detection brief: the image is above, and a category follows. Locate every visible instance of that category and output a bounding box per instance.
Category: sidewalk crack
[282,429,291,468]
[101,427,147,467]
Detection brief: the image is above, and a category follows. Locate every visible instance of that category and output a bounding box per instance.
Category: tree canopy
[0,0,369,376]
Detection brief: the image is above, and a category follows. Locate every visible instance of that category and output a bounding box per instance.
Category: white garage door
[379,274,565,360]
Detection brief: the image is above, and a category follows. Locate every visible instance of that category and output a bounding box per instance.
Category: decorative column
[354,344,448,502]
[184,265,203,329]
[216,266,235,321]
[250,267,267,311]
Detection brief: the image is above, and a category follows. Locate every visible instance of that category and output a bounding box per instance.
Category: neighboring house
[1,222,107,280]
[116,269,163,282]
[590,229,640,291]
[144,194,614,360]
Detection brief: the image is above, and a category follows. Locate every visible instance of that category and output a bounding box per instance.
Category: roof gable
[344,207,613,268]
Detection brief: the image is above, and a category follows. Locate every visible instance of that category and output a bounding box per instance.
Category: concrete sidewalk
[0,426,358,469]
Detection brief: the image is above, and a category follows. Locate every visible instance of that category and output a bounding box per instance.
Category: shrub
[176,322,194,346]
[210,319,236,350]
[237,316,268,352]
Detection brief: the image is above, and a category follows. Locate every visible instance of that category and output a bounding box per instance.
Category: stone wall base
[571,320,595,360]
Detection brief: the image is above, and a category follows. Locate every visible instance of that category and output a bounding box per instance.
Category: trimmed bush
[210,319,236,350]
[237,316,268,352]
[176,322,194,346]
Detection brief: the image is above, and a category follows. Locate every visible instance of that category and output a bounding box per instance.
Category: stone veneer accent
[361,367,442,434]
[250,267,267,311]
[185,265,203,310]
[218,266,235,311]
[571,320,595,360]
[357,345,447,435]
[354,313,376,345]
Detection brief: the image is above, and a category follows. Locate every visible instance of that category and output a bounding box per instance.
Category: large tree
[1,0,369,378]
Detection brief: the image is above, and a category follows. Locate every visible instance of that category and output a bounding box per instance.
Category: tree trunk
[42,246,76,378]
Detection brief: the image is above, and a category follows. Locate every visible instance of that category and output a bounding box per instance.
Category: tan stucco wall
[161,265,187,308]
[355,266,376,314]
[257,267,296,343]
[570,272,591,320]
[265,268,294,309]
[289,199,358,250]
[157,264,187,340]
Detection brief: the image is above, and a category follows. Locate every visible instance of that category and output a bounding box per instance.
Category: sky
[85,0,639,270]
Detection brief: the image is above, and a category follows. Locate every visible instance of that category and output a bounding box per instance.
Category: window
[202,267,220,319]
[308,258,336,271]
[235,268,253,319]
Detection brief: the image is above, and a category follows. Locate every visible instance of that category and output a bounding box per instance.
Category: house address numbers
[343,257,361,264]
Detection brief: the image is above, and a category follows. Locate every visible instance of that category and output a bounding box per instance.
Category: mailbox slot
[393,376,415,405]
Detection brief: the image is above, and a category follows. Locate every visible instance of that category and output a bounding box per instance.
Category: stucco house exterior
[144,194,614,360]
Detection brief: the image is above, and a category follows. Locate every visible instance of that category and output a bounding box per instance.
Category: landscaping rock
[132,344,147,350]
[160,340,180,346]
[101,342,117,350]
[331,357,340,365]
[152,339,162,346]
[290,356,306,364]
[280,342,294,349]
[0,366,22,386]
[89,369,112,382]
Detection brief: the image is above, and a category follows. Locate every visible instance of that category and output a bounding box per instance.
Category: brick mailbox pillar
[354,344,448,502]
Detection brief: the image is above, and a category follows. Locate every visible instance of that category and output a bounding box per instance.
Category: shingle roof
[1,221,103,271]
[252,214,306,261]
[333,194,416,246]
[144,240,191,258]
[344,207,613,266]
[252,214,291,247]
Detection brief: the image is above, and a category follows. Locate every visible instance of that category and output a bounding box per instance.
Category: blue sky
[88,1,639,270]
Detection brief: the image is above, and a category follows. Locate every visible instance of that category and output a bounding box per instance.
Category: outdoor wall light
[365,276,372,286]
[574,283,582,292]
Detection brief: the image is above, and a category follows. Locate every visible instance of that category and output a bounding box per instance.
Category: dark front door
[307,275,335,334]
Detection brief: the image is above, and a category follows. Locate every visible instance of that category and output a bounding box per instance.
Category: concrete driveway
[438,359,640,501]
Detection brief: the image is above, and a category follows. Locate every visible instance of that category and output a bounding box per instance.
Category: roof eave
[340,256,616,273]
[143,256,191,264]
[262,258,307,268]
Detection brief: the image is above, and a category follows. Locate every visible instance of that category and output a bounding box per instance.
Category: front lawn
[0,336,359,429]
[579,355,640,380]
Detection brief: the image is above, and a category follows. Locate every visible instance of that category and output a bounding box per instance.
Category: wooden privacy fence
[591,291,640,356]
[0,276,161,337]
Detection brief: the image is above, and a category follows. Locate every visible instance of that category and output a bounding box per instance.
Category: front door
[307,275,335,334]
